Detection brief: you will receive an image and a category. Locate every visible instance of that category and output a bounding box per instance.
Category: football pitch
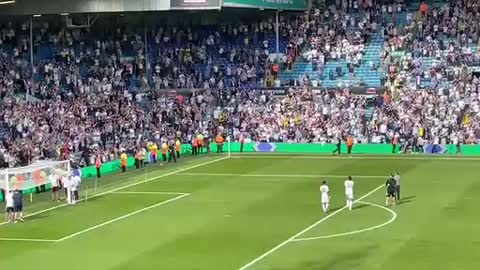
[1,153,480,270]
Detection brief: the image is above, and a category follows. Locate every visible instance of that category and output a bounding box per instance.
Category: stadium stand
[0,0,480,169]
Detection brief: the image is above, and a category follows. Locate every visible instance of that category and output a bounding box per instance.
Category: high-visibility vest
[197,134,204,146]
[176,140,181,152]
[216,135,224,144]
[152,144,158,156]
[95,158,102,168]
[162,143,168,154]
[134,151,140,159]
[347,137,353,147]
[121,153,127,166]
[192,138,198,147]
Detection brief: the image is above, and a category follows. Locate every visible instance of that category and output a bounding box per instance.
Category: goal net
[0,160,70,197]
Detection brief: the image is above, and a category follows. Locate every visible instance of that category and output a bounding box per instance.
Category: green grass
[1,153,480,270]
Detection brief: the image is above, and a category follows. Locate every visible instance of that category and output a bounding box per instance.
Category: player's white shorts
[345,191,354,200]
[321,194,329,204]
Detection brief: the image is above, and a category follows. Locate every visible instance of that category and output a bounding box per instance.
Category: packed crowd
[303,0,378,75]
[2,0,480,168]
[380,0,480,147]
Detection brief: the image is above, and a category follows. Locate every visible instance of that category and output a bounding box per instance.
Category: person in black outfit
[12,189,24,222]
[168,143,176,163]
[332,137,341,155]
[385,177,397,206]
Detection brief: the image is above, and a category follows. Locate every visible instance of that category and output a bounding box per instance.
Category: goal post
[0,160,70,200]
[227,136,231,158]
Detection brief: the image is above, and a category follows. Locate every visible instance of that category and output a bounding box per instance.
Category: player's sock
[326,203,329,212]
[348,200,353,210]
[386,197,389,206]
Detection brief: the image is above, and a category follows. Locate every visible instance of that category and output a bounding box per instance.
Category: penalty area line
[0,155,229,228]
[238,184,385,270]
[55,193,190,242]
[0,237,57,243]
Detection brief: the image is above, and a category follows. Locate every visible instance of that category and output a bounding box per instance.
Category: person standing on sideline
[152,143,158,163]
[175,139,182,159]
[140,147,146,168]
[346,136,354,154]
[95,155,102,178]
[393,172,401,200]
[204,133,211,154]
[392,133,399,153]
[215,134,224,153]
[50,173,61,201]
[62,174,70,201]
[168,142,177,163]
[192,137,198,155]
[197,133,204,154]
[12,189,24,223]
[120,151,128,173]
[161,141,168,161]
[332,136,341,155]
[239,132,245,152]
[5,190,14,223]
[417,136,424,153]
[134,148,140,169]
[71,172,81,204]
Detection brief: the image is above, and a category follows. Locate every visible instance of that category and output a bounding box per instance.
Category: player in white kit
[344,176,354,210]
[320,181,330,213]
[5,191,14,223]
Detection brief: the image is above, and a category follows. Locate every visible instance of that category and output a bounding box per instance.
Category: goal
[0,160,70,199]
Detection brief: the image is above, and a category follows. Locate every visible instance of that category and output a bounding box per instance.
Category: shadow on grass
[353,203,371,210]
[26,214,50,222]
[396,195,415,205]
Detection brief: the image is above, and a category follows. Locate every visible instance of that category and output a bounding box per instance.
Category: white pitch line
[0,156,229,227]
[178,173,385,179]
[0,237,58,242]
[111,191,188,195]
[55,193,190,242]
[238,184,385,270]
[231,155,480,160]
[291,201,397,241]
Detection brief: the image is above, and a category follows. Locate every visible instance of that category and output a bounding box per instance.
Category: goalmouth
[0,160,71,200]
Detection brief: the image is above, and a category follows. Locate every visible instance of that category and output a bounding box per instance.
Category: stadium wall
[217,142,480,155]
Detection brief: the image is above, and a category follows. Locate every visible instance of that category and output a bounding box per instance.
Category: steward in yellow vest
[175,139,182,159]
[120,152,128,173]
[161,142,168,162]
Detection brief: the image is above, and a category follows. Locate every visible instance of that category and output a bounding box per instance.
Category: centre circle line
[290,201,398,242]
